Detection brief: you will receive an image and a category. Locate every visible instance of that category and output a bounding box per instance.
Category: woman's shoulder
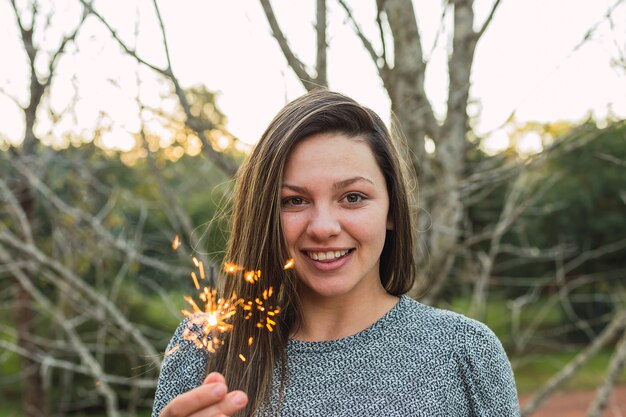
[396,295,507,362]
[399,295,496,338]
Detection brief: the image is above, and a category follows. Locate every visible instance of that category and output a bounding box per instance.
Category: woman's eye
[282,197,305,207]
[345,193,364,203]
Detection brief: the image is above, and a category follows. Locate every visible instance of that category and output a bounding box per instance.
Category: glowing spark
[224,262,244,274]
[176,258,285,358]
[191,272,200,290]
[283,258,295,270]
[181,291,240,353]
[207,313,218,326]
[244,270,261,283]
[171,235,181,250]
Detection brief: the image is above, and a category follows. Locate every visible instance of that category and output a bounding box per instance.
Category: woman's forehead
[281,133,385,187]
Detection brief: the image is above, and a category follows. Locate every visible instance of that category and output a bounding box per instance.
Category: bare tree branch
[556,240,597,341]
[0,339,156,388]
[0,247,121,417]
[337,0,387,81]
[384,0,439,142]
[476,0,502,40]
[521,308,626,417]
[469,171,559,319]
[79,0,239,175]
[8,156,186,275]
[587,328,626,417]
[375,0,388,70]
[79,1,165,76]
[151,0,174,72]
[316,0,328,86]
[0,85,23,109]
[564,238,626,274]
[596,152,626,167]
[0,179,35,245]
[0,229,162,370]
[42,8,87,90]
[259,0,316,89]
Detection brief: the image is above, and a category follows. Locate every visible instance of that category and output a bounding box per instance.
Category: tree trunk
[14,123,48,417]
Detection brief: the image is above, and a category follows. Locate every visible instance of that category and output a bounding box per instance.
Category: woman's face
[280,132,392,302]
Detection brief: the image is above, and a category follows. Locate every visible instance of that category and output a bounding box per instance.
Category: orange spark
[199,262,205,279]
[175,257,285,358]
[224,262,244,274]
[181,291,240,353]
[171,234,182,250]
[244,270,261,283]
[283,258,295,270]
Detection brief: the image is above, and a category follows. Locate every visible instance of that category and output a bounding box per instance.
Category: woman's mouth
[304,249,354,262]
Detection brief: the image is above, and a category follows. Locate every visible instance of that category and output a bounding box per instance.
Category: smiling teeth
[307,249,350,261]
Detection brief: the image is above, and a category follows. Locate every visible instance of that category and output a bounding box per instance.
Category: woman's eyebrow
[281,183,308,193]
[334,176,374,190]
[281,177,374,193]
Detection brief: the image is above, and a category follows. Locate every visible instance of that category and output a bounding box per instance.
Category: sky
[1,0,626,154]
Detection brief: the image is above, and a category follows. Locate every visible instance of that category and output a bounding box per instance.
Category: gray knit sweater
[152,295,520,416]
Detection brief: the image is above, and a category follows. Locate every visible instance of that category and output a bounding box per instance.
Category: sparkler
[171,234,182,250]
[168,235,294,361]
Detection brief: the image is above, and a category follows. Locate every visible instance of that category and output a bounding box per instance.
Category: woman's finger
[200,390,248,417]
[203,372,226,385]
[161,382,228,417]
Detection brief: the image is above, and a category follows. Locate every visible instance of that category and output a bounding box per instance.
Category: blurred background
[1,0,625,416]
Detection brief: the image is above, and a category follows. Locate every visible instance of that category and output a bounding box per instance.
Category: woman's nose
[306,206,341,240]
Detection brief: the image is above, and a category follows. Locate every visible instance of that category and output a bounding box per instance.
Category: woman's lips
[302,249,354,271]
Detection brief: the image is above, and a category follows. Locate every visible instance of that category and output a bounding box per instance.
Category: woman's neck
[292,287,399,342]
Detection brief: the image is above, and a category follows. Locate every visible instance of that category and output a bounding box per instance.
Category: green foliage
[465,121,626,345]
[0,133,239,414]
[514,349,626,393]
[525,123,625,257]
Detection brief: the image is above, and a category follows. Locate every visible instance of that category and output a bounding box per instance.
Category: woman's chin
[298,282,354,300]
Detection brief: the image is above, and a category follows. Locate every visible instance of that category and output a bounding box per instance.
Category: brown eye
[345,193,364,203]
[282,197,305,207]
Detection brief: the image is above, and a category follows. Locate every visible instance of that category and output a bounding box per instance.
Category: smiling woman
[279,132,397,339]
[152,90,521,417]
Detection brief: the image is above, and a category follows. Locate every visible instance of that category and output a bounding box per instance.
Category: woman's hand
[160,372,248,417]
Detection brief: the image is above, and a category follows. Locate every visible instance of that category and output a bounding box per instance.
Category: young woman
[152,90,520,417]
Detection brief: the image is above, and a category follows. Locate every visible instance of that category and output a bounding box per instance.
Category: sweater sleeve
[455,319,520,417]
[151,318,210,417]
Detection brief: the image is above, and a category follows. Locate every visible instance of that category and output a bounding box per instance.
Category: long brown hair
[210,89,419,415]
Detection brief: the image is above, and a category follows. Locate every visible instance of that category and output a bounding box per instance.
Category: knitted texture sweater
[152,295,520,416]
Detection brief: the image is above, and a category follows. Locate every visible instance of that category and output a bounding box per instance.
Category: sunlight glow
[481,129,510,155]
[425,137,436,154]
[514,131,544,157]
[100,128,136,152]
